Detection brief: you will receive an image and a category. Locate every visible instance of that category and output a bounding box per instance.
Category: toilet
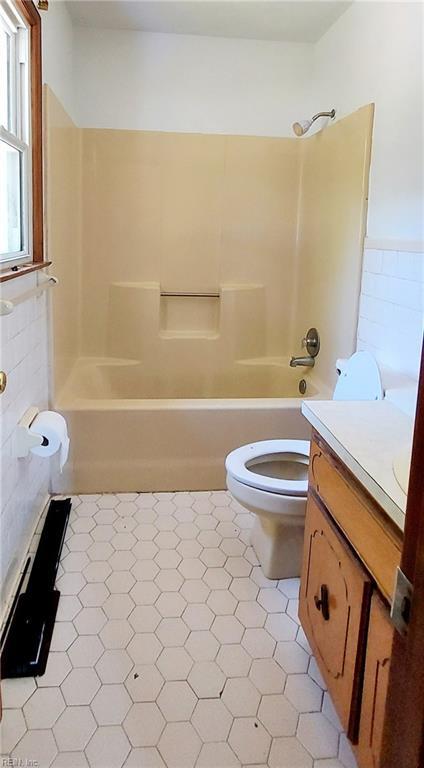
[225,351,383,579]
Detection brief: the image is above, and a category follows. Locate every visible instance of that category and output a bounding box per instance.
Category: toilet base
[251,514,305,580]
[226,473,306,580]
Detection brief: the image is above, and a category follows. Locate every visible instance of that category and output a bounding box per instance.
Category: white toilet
[225,351,383,579]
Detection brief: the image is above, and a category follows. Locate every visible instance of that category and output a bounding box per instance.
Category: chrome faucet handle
[302,328,320,358]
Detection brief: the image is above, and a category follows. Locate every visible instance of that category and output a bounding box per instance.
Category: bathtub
[53,357,327,494]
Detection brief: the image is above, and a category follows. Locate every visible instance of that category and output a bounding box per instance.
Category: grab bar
[160,290,220,298]
[0,275,58,316]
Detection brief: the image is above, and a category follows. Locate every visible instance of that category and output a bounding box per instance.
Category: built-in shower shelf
[159,290,220,337]
[107,281,267,359]
[159,330,219,340]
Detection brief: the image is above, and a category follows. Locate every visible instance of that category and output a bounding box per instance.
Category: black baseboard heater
[1,498,71,678]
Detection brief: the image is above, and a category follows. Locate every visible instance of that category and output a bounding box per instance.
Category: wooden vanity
[299,432,403,768]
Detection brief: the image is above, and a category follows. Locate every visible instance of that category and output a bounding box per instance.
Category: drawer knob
[314,584,330,621]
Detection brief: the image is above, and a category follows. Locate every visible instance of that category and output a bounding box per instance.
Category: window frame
[0,0,48,282]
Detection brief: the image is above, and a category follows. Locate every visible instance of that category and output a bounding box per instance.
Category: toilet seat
[225,439,310,497]
[224,352,384,579]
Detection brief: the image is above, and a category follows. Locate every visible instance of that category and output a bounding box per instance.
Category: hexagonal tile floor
[1,491,357,768]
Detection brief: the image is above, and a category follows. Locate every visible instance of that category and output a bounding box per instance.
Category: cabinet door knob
[314,584,330,621]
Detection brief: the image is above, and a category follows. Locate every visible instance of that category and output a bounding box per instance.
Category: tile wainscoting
[357,244,423,380]
[0,272,51,620]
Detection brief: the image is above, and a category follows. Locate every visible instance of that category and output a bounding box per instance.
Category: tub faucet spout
[290,355,315,368]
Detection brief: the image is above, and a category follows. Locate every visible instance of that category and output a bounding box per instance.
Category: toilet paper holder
[16,407,48,458]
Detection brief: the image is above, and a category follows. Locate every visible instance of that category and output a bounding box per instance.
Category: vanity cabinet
[299,494,372,740]
[299,434,401,766]
[308,439,401,601]
[357,594,393,768]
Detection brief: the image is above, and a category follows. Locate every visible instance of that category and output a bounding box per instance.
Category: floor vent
[1,497,71,678]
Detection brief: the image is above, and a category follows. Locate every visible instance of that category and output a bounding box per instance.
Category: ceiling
[65,1,351,43]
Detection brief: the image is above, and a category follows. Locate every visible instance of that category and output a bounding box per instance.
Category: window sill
[0,260,52,284]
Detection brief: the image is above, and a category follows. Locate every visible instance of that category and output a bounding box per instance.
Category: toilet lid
[333,351,383,401]
[225,439,310,496]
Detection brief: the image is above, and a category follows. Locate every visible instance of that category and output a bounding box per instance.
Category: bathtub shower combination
[46,90,373,495]
[56,283,319,493]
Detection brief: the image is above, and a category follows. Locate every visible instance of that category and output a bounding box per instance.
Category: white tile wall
[357,249,424,379]
[0,273,51,620]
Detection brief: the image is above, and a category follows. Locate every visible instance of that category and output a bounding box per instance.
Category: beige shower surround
[294,104,373,389]
[44,89,82,395]
[44,88,373,492]
[80,125,302,363]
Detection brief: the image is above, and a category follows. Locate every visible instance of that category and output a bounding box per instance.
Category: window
[0,0,43,274]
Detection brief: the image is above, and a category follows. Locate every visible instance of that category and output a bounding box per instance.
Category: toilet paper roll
[29,411,70,471]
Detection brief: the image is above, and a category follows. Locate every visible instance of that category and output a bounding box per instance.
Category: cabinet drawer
[357,594,393,768]
[299,494,372,740]
[309,438,402,602]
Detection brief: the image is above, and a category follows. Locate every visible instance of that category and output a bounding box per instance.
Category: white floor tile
[217,643,252,678]
[68,635,104,667]
[257,693,299,737]
[96,649,133,683]
[274,641,310,674]
[222,677,261,717]
[156,616,191,645]
[124,664,164,702]
[235,600,267,628]
[249,658,286,695]
[191,699,233,742]
[157,681,197,721]
[91,684,132,725]
[268,736,312,768]
[1,677,36,709]
[124,747,165,767]
[123,703,165,748]
[7,490,355,768]
[156,647,193,680]
[0,709,27,753]
[228,718,271,765]
[101,619,135,649]
[158,722,202,768]
[51,751,89,767]
[211,615,244,644]
[196,741,239,767]
[12,729,58,767]
[297,713,339,759]
[241,628,276,659]
[188,660,226,698]
[185,630,220,662]
[23,686,66,728]
[285,674,323,713]
[128,605,161,634]
[53,706,97,751]
[86,726,131,768]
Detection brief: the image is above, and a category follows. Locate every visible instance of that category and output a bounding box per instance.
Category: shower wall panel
[80,129,302,358]
[293,104,374,389]
[44,88,82,398]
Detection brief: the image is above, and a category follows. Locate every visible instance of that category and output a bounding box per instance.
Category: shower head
[292,109,336,137]
[293,119,313,137]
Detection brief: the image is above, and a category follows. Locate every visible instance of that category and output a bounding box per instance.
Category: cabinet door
[357,594,393,768]
[299,494,372,741]
[309,439,402,602]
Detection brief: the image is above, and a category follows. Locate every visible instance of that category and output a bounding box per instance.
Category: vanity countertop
[301,399,415,531]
